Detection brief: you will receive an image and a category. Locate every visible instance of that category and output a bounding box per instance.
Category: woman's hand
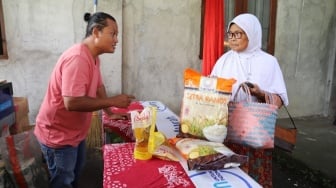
[245,82,283,108]
[244,82,265,100]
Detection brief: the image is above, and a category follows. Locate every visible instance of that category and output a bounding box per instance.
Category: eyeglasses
[227,31,245,39]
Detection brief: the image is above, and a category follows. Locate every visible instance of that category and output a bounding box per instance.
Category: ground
[273,148,336,188]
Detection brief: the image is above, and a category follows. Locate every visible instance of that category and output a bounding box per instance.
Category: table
[103,101,180,142]
[103,143,195,188]
[102,101,262,188]
[103,143,262,188]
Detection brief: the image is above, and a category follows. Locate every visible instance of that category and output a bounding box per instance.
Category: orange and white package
[179,68,236,143]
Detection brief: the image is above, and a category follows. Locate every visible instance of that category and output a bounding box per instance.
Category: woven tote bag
[227,83,278,149]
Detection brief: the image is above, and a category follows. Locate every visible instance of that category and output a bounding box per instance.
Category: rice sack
[179,68,236,143]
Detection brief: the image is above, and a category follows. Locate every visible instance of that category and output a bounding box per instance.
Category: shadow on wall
[331,59,336,119]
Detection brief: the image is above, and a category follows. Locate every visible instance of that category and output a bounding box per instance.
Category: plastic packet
[130,106,157,160]
[169,137,248,170]
[131,106,179,161]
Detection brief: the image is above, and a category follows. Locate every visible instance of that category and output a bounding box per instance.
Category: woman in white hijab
[211,13,288,187]
[211,13,288,107]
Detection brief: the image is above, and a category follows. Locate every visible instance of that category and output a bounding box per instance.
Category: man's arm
[96,85,113,115]
[63,85,135,112]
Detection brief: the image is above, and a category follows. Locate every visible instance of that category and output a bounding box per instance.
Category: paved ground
[78,148,103,188]
[78,116,336,188]
[273,116,336,188]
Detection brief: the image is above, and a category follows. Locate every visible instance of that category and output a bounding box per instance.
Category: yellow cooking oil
[131,106,157,160]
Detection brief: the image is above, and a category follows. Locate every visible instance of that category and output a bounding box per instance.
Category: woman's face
[227,24,248,52]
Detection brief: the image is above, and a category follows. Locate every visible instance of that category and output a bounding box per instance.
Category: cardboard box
[10,97,30,134]
[10,115,30,134]
[16,115,30,133]
[13,97,29,121]
[19,124,34,133]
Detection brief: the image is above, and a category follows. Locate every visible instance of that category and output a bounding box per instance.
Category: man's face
[96,19,118,54]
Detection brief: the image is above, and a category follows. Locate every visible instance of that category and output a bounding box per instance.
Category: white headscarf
[229,13,262,55]
[211,13,289,105]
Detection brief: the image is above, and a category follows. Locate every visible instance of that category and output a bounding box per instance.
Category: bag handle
[277,95,297,129]
[234,83,296,129]
[233,83,276,105]
[283,105,297,129]
[232,83,252,102]
[264,91,275,105]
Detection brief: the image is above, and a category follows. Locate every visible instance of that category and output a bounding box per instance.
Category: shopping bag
[274,106,297,152]
[0,129,49,188]
[227,83,278,149]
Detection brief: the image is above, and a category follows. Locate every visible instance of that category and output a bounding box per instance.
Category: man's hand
[107,113,130,120]
[110,94,135,108]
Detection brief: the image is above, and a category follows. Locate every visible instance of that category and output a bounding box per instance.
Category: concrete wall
[0,0,335,124]
[0,0,124,123]
[122,0,202,114]
[275,0,336,117]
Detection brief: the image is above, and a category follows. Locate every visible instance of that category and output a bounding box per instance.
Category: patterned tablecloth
[103,101,262,188]
[103,143,195,188]
[103,101,180,142]
[103,143,262,188]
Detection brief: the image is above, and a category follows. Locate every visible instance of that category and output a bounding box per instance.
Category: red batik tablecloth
[103,101,143,142]
[103,143,195,188]
[103,143,262,188]
[103,102,262,188]
[103,101,180,142]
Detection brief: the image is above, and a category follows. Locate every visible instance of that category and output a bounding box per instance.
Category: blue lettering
[166,116,180,127]
[209,171,220,181]
[213,181,231,188]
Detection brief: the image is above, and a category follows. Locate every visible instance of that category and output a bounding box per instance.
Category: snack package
[151,143,180,162]
[169,137,248,170]
[179,69,236,143]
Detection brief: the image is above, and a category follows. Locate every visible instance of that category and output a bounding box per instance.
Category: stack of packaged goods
[0,81,47,187]
[0,82,15,137]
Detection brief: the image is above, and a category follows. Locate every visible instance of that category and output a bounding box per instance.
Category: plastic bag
[169,137,248,170]
[0,129,49,188]
[0,160,15,188]
[131,106,159,160]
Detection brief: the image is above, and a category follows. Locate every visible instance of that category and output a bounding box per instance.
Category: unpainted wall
[0,0,335,124]
[122,0,202,115]
[0,0,123,123]
[275,0,336,117]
